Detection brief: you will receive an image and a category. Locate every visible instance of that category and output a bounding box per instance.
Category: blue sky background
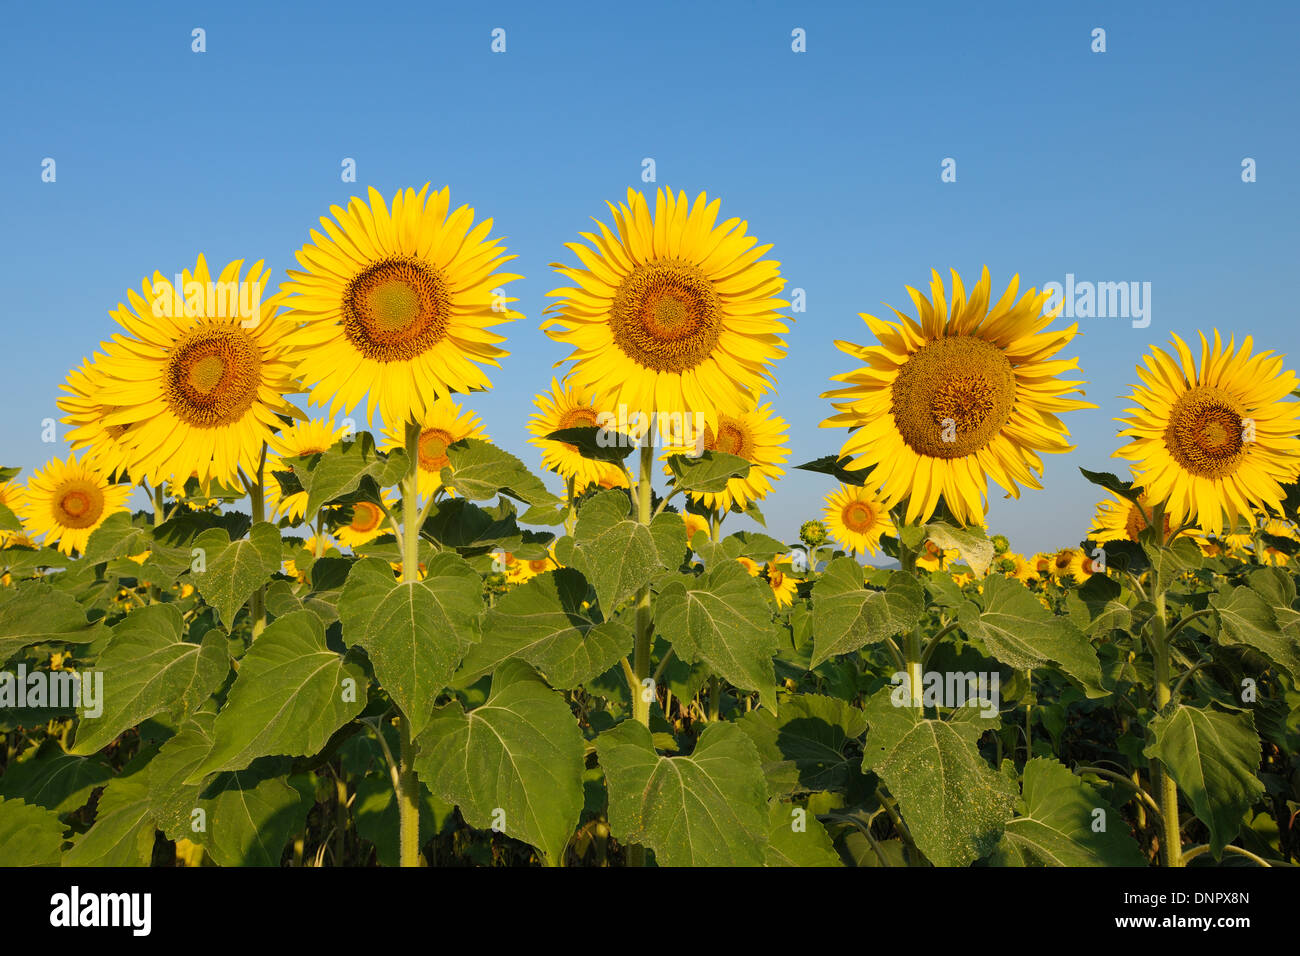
[2,0,1296,559]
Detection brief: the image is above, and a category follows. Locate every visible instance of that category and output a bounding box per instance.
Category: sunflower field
[1,185,1297,869]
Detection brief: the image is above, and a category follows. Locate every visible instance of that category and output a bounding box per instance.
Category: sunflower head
[380,396,488,494]
[661,402,789,512]
[544,188,788,428]
[529,378,631,492]
[18,454,131,555]
[333,492,395,551]
[823,483,895,556]
[266,419,347,522]
[822,268,1094,527]
[1115,331,1300,536]
[284,185,522,425]
[1090,489,1176,544]
[83,255,304,487]
[764,560,798,607]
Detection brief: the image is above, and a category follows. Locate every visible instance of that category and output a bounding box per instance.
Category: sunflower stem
[896,521,925,709]
[627,439,656,868]
[564,475,577,537]
[248,444,268,640]
[1146,545,1184,867]
[395,421,424,868]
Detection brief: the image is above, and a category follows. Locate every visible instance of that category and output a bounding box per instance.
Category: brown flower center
[890,336,1016,459]
[165,326,262,427]
[609,259,722,373]
[1163,386,1246,478]
[54,480,104,529]
[350,500,383,533]
[343,257,452,363]
[704,416,754,459]
[842,500,876,533]
[417,427,456,473]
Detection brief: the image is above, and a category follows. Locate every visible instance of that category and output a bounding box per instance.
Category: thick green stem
[1149,581,1184,867]
[631,441,654,728]
[564,475,577,537]
[395,421,424,868]
[248,445,268,639]
[626,440,655,869]
[897,525,924,709]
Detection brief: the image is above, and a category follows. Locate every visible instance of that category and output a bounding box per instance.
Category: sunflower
[661,402,789,512]
[0,481,31,551]
[333,492,396,551]
[283,185,522,426]
[379,396,488,495]
[736,556,761,576]
[1049,547,1095,584]
[18,455,131,555]
[764,560,797,607]
[822,268,1093,526]
[528,377,630,492]
[1032,553,1054,578]
[543,188,789,428]
[681,511,710,547]
[265,419,348,522]
[823,484,895,556]
[1089,489,1177,544]
[1008,552,1037,585]
[523,544,562,579]
[1115,331,1300,536]
[86,255,303,487]
[58,358,137,480]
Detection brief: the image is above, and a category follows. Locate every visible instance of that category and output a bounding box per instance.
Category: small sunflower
[1050,547,1094,584]
[87,255,303,487]
[1115,331,1300,536]
[736,556,761,576]
[283,185,522,425]
[379,396,488,495]
[522,544,562,578]
[681,511,710,546]
[528,377,628,492]
[822,268,1093,526]
[58,358,137,480]
[1089,489,1176,544]
[265,419,348,522]
[764,560,798,607]
[333,493,395,551]
[1032,553,1053,578]
[543,188,788,428]
[823,484,895,556]
[661,402,789,512]
[18,455,131,555]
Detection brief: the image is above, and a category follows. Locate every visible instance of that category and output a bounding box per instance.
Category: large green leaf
[0,796,66,865]
[991,758,1146,866]
[764,801,843,867]
[70,605,228,754]
[0,741,111,814]
[665,450,751,493]
[63,758,157,866]
[861,688,1016,866]
[455,568,629,689]
[1144,703,1264,858]
[190,522,282,630]
[298,432,390,516]
[656,561,782,711]
[201,763,313,867]
[568,490,657,614]
[188,610,367,780]
[925,521,994,576]
[441,438,562,507]
[1210,584,1300,678]
[738,694,867,796]
[597,720,768,867]
[958,574,1106,697]
[0,582,109,664]
[338,554,482,735]
[809,560,924,668]
[414,660,584,866]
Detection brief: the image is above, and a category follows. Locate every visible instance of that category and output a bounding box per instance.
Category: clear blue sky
[3,0,1296,558]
